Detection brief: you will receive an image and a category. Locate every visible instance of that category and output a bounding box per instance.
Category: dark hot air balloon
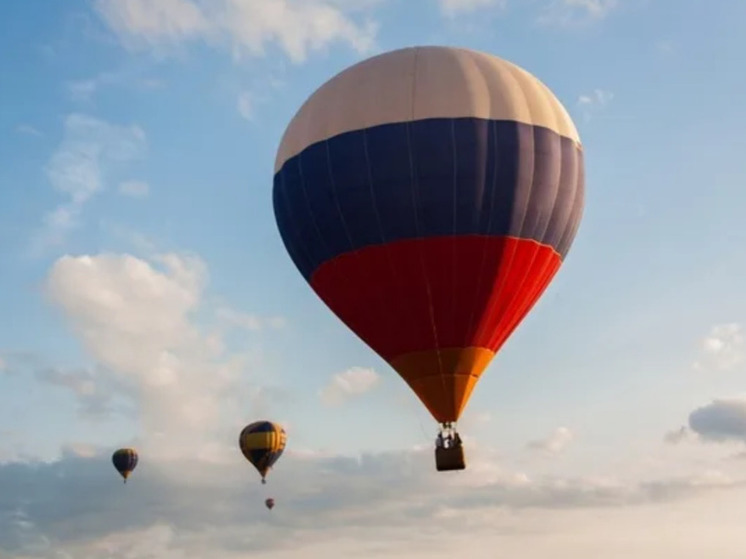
[112,448,138,483]
[272,46,585,472]
[265,497,275,510]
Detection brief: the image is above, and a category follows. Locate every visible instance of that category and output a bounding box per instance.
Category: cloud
[0,351,43,377]
[215,307,286,331]
[527,427,574,455]
[692,323,744,372]
[68,79,99,102]
[236,90,253,120]
[320,366,380,406]
[577,89,613,107]
[118,179,150,198]
[67,70,166,103]
[664,426,695,445]
[43,250,273,461]
[35,366,114,419]
[0,444,744,558]
[576,88,613,121]
[93,0,379,64]
[538,0,617,26]
[31,114,147,254]
[655,39,676,56]
[16,124,42,137]
[687,399,746,444]
[439,0,506,18]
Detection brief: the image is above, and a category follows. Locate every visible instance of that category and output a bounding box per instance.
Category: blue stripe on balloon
[273,117,584,282]
[248,421,275,434]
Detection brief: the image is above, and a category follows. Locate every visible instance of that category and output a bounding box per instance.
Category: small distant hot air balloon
[272,46,585,473]
[239,420,287,484]
[112,448,138,483]
[265,498,275,510]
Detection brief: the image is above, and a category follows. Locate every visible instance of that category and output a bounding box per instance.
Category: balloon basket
[435,445,466,472]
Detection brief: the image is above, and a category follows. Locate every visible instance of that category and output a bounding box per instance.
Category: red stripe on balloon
[309,235,562,362]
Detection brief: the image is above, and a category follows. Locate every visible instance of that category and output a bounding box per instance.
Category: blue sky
[2,1,746,557]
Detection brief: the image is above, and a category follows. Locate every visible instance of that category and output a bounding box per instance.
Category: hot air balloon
[272,46,585,472]
[265,498,275,510]
[112,448,138,483]
[239,421,287,483]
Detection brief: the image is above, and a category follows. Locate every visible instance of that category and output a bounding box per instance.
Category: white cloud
[16,124,42,137]
[538,0,617,26]
[215,307,286,331]
[68,79,99,102]
[320,366,380,406]
[693,323,744,372]
[577,89,613,107]
[118,179,150,198]
[1,444,745,558]
[236,90,253,120]
[43,250,273,461]
[31,114,147,254]
[67,70,166,103]
[93,0,378,64]
[94,0,210,43]
[576,89,613,121]
[527,427,574,455]
[655,39,676,56]
[36,366,111,417]
[439,0,506,18]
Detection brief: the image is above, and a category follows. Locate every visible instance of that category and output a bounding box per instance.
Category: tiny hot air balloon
[272,46,585,473]
[265,498,275,510]
[112,448,138,483]
[239,421,287,484]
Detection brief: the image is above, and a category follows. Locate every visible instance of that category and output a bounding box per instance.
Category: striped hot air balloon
[272,46,585,471]
[239,421,287,483]
[112,448,138,483]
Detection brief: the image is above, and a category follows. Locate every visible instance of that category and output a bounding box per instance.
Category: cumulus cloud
[93,0,378,63]
[688,399,746,444]
[31,114,147,254]
[118,179,150,198]
[527,427,574,455]
[538,0,617,26]
[0,444,744,558]
[693,323,744,372]
[43,251,276,461]
[439,0,506,18]
[319,366,380,406]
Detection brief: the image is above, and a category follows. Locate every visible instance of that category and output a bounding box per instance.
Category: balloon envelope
[272,46,585,423]
[239,421,287,481]
[112,448,138,481]
[265,498,275,510]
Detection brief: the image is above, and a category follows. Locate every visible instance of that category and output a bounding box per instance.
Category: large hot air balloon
[239,421,287,483]
[272,46,585,472]
[112,448,138,483]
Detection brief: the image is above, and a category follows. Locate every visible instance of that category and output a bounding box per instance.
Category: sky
[1,0,746,557]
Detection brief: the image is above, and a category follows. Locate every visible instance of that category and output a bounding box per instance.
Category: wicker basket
[435,445,466,471]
